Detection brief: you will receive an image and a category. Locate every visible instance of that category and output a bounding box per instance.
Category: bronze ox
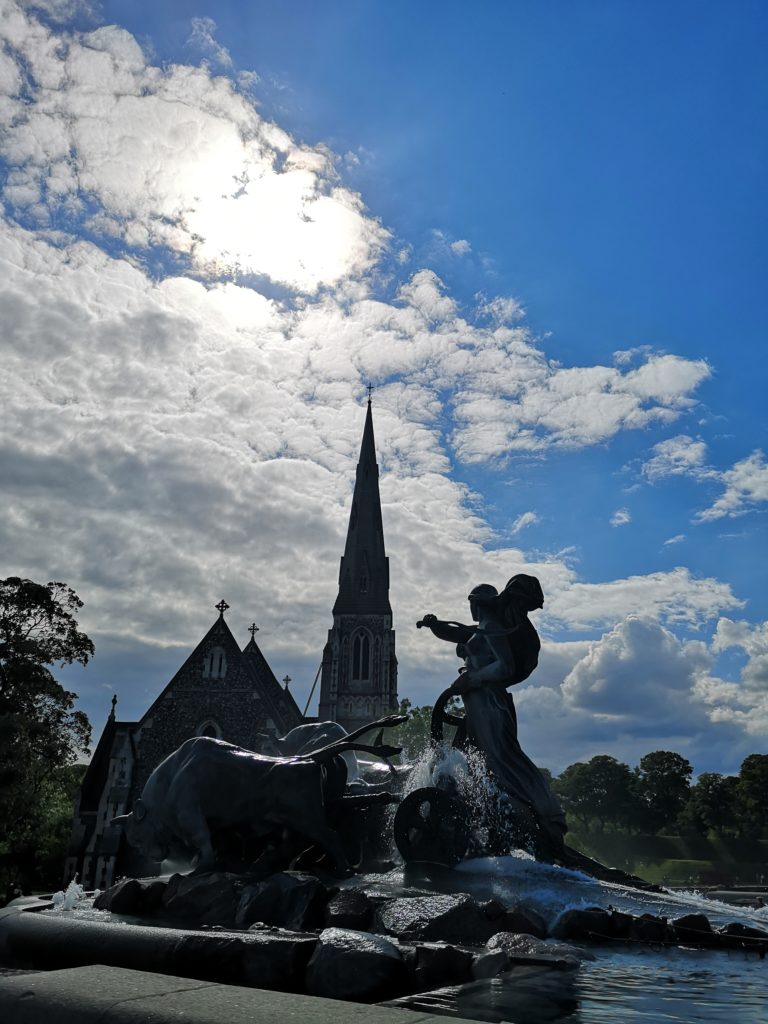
[111,715,404,875]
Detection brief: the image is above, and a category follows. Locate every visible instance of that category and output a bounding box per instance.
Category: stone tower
[318,398,398,733]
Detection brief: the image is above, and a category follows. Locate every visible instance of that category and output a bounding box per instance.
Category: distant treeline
[549,750,768,838]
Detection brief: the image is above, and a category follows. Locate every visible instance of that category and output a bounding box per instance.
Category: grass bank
[566,832,768,886]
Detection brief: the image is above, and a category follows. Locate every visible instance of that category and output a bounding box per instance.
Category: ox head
[111,799,170,862]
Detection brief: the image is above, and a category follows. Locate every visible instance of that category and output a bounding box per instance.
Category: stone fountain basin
[2,866,766,1012]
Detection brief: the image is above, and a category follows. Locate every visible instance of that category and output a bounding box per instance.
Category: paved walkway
[0,964,478,1024]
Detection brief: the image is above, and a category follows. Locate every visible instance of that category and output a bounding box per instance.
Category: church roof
[241,635,302,726]
[333,399,392,616]
[136,605,245,727]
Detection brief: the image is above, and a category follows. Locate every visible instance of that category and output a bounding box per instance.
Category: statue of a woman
[418,578,567,860]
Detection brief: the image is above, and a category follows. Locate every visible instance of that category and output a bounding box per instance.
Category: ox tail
[304,713,407,764]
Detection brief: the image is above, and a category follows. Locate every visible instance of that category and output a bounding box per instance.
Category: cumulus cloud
[562,616,710,720]
[664,534,685,546]
[513,619,752,773]
[610,508,631,527]
[688,617,768,736]
[450,238,471,255]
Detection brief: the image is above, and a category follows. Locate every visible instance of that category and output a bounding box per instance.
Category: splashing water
[50,876,100,912]
[400,741,547,860]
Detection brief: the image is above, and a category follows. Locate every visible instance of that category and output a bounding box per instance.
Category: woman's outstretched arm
[416,614,474,645]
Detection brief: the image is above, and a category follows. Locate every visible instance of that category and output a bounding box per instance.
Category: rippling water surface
[363,853,768,1023]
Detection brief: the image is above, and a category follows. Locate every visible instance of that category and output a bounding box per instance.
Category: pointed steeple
[318,396,398,732]
[333,396,391,616]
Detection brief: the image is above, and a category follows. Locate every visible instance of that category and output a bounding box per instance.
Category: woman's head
[467,583,498,620]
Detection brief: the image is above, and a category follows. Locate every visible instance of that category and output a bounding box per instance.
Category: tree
[554,755,637,832]
[679,773,739,836]
[634,750,692,834]
[736,754,768,838]
[392,698,434,760]
[0,578,93,889]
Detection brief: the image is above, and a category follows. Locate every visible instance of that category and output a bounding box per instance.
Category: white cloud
[610,508,631,527]
[613,345,654,366]
[695,450,768,522]
[511,511,539,535]
[545,568,743,631]
[664,534,685,546]
[187,16,233,68]
[450,238,471,255]
[511,620,752,773]
[642,434,711,482]
[477,294,525,324]
[0,7,387,292]
[692,618,768,736]
[562,616,710,722]
[642,436,768,523]
[450,355,711,462]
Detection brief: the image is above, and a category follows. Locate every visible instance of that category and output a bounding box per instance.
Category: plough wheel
[393,786,470,866]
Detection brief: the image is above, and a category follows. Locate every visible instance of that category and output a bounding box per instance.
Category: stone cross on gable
[215,599,229,618]
[283,675,292,691]
[248,623,259,639]
[366,382,374,403]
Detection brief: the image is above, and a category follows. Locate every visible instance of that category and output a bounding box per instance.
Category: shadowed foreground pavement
[0,963,480,1024]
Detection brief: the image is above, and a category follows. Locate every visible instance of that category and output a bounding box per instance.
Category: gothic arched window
[352,631,371,682]
[197,720,222,739]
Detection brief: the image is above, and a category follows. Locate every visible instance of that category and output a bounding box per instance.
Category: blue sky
[1,0,766,775]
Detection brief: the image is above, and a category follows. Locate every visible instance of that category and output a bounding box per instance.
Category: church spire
[333,396,391,616]
[318,396,398,732]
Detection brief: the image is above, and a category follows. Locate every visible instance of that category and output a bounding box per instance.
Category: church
[65,399,399,888]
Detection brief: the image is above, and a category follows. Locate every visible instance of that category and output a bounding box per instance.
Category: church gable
[130,603,275,797]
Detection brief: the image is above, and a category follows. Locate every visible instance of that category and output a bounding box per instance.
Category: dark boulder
[93,877,167,916]
[719,921,768,953]
[672,913,716,947]
[161,872,240,926]
[487,930,593,965]
[607,910,634,939]
[412,941,473,990]
[551,907,612,942]
[235,871,331,931]
[477,898,547,938]
[472,948,510,979]
[240,928,318,990]
[499,906,548,940]
[631,913,673,944]
[323,888,373,930]
[305,927,408,1001]
[374,893,499,945]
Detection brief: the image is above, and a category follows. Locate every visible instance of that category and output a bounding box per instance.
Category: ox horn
[111,813,130,826]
